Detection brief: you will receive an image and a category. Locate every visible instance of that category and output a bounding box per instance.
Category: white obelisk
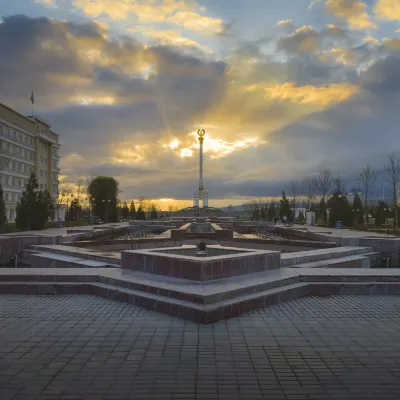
[193,129,208,208]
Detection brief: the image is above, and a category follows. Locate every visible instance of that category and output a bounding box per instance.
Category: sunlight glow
[162,132,265,159]
[70,96,116,105]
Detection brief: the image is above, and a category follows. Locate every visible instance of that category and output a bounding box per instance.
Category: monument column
[198,129,205,191]
[193,128,209,208]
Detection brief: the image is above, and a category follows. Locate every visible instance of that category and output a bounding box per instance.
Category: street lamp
[66,193,74,226]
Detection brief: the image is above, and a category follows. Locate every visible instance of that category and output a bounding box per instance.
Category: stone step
[30,252,116,268]
[290,254,371,269]
[1,279,400,323]
[98,272,302,305]
[29,245,121,265]
[0,280,309,323]
[281,246,374,267]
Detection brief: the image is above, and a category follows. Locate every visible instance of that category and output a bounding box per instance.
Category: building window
[7,129,10,137]
[18,179,21,187]
[4,193,8,201]
[19,133,22,141]
[40,184,43,190]
[40,170,44,177]
[12,161,15,171]
[18,163,21,172]
[11,177,15,186]
[11,194,15,202]
[45,170,47,178]
[44,157,47,164]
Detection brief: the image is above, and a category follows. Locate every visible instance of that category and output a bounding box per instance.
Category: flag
[30,91,34,104]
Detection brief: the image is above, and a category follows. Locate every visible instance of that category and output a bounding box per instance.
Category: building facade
[0,103,60,222]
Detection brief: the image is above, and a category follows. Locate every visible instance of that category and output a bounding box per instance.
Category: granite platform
[1,267,399,323]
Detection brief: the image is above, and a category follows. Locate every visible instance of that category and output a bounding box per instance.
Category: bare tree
[289,179,300,222]
[359,164,377,222]
[316,166,332,201]
[302,176,317,211]
[75,177,84,220]
[384,154,400,229]
[316,166,332,224]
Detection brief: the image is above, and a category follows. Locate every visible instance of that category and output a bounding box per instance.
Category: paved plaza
[1,295,400,399]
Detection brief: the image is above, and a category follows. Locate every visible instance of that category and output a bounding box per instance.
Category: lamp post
[102,199,111,223]
[66,193,74,227]
[85,195,92,218]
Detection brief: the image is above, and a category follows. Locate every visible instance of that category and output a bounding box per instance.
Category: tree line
[0,174,163,232]
[243,154,400,229]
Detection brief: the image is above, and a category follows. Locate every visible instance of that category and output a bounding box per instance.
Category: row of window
[4,192,22,203]
[40,156,48,165]
[1,175,28,189]
[1,176,52,194]
[0,158,34,175]
[1,140,34,161]
[0,125,35,147]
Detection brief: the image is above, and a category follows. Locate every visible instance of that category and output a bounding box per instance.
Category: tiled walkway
[1,295,400,400]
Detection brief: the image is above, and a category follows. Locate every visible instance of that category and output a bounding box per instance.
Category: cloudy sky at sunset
[1,0,400,207]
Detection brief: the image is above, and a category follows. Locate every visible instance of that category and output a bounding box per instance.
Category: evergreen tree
[260,206,267,221]
[267,202,276,221]
[279,191,291,219]
[88,176,118,222]
[298,211,305,222]
[122,202,129,219]
[0,183,7,231]
[317,198,327,225]
[150,204,158,220]
[327,191,352,228]
[352,193,364,226]
[136,205,146,220]
[374,201,390,226]
[66,199,82,221]
[16,173,52,230]
[129,200,136,219]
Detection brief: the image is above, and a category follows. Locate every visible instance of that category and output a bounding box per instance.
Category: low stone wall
[0,235,62,265]
[121,246,280,281]
[69,237,330,253]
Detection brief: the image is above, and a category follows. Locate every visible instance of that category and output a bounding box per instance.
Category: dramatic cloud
[3,0,400,204]
[277,25,320,55]
[325,0,376,30]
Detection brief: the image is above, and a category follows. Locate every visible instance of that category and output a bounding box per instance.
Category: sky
[0,0,400,209]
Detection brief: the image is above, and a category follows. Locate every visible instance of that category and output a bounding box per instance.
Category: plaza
[1,132,400,398]
[1,294,400,400]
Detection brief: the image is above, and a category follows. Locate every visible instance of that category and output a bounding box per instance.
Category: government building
[0,103,60,222]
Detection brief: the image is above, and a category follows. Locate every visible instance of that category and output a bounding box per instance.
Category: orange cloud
[247,81,359,108]
[71,0,223,34]
[168,11,224,34]
[384,38,400,50]
[131,27,211,52]
[375,0,400,21]
[325,0,376,30]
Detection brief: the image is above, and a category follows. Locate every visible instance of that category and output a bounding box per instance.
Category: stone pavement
[1,295,400,400]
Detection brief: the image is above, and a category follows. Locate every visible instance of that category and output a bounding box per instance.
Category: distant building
[0,103,61,222]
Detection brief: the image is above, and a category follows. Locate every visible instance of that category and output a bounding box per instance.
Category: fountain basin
[121,245,280,281]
